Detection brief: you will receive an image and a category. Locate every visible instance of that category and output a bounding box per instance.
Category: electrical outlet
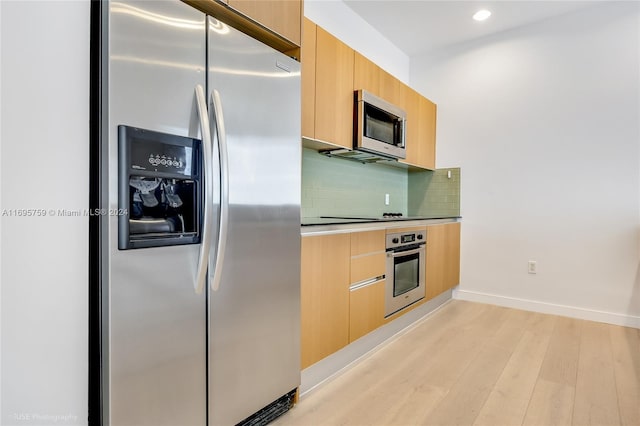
[528,260,537,274]
[385,193,390,205]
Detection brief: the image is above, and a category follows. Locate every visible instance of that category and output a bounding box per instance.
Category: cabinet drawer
[351,252,386,284]
[386,226,427,235]
[351,230,385,256]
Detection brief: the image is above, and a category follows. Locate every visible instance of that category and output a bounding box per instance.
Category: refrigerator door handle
[209,89,229,292]
[194,84,214,294]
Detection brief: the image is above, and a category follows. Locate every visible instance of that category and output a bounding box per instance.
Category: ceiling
[343,0,601,57]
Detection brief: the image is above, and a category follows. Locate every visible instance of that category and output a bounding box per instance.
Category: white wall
[304,0,410,83]
[0,1,89,424]
[411,2,640,326]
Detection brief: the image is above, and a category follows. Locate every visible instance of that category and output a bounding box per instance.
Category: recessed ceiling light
[473,10,492,21]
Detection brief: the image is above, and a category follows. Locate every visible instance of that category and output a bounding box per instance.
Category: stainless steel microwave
[354,90,406,160]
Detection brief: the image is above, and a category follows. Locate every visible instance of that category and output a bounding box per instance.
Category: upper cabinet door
[353,52,380,95]
[301,18,317,139]
[227,0,302,45]
[403,86,421,166]
[401,86,436,170]
[379,68,405,110]
[314,26,354,149]
[418,95,437,170]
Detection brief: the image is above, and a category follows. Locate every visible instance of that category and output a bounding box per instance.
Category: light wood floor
[275,301,640,426]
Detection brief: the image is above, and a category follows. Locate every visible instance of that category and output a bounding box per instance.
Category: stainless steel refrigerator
[91,1,301,424]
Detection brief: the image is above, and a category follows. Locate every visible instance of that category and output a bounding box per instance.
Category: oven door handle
[387,247,424,258]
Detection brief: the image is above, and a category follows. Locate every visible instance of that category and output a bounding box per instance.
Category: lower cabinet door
[349,280,385,342]
[301,234,350,369]
[426,222,461,300]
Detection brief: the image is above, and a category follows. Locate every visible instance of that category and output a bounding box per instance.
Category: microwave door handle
[209,89,229,292]
[400,116,406,149]
[193,84,214,294]
[388,247,423,258]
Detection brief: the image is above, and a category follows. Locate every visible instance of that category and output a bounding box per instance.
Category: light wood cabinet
[353,52,380,96]
[349,230,386,342]
[301,18,316,139]
[352,55,435,170]
[349,280,385,342]
[226,0,301,45]
[401,86,436,170]
[313,27,354,148]
[301,20,438,169]
[379,68,404,110]
[418,95,437,170]
[443,223,461,290]
[351,253,385,284]
[425,223,461,300]
[354,52,403,108]
[386,225,427,235]
[185,0,301,56]
[301,234,350,369]
[403,87,420,166]
[351,229,385,256]
[301,224,459,365]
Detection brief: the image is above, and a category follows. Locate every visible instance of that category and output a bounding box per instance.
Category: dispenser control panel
[130,139,193,176]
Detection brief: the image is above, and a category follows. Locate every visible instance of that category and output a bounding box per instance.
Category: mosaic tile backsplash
[408,168,461,218]
[302,147,460,219]
[301,148,408,218]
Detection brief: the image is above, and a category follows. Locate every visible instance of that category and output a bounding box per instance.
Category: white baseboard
[453,288,640,329]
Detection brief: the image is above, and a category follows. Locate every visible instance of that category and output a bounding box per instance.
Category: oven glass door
[393,251,420,296]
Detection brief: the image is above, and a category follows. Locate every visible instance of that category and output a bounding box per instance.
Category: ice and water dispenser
[118,125,201,249]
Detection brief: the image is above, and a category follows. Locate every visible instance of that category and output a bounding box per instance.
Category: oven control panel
[386,231,426,250]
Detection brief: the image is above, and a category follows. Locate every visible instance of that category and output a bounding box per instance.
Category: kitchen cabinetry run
[301,233,350,369]
[302,19,438,168]
[425,222,461,300]
[301,222,460,368]
[349,230,386,342]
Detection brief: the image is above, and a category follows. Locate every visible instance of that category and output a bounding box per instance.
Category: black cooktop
[301,215,459,226]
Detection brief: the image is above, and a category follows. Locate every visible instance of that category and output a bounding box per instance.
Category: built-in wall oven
[385,230,426,317]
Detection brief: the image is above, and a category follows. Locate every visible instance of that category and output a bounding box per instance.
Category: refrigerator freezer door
[207,16,302,425]
[105,2,207,425]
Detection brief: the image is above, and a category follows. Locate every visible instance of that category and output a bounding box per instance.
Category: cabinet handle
[350,276,385,291]
[387,247,424,258]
